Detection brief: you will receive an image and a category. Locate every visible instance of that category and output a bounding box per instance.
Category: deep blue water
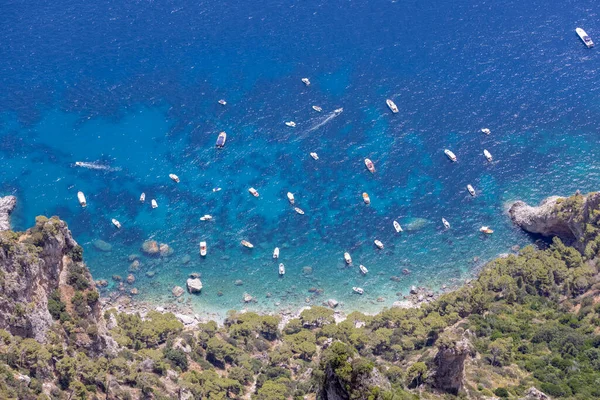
[1,0,599,318]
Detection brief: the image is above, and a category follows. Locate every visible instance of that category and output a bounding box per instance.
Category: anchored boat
[364,158,375,173]
[312,105,322,112]
[287,192,295,204]
[467,185,476,196]
[248,187,259,197]
[111,219,121,229]
[480,226,494,234]
[140,193,145,203]
[362,192,371,205]
[344,252,352,264]
[334,108,343,114]
[359,265,368,275]
[216,131,227,148]
[310,152,319,160]
[444,149,457,162]
[200,241,207,256]
[218,99,227,105]
[77,191,87,207]
[352,287,364,295]
[285,121,296,127]
[169,174,180,183]
[301,78,311,86]
[483,149,493,162]
[294,207,305,215]
[442,218,450,229]
[241,240,254,249]
[386,99,399,113]
[151,199,158,209]
[200,214,213,221]
[393,220,403,233]
[374,240,384,249]
[273,247,280,259]
[576,27,594,48]
[279,263,286,275]
[481,128,491,135]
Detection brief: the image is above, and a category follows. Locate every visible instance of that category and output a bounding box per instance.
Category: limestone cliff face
[0,196,16,231]
[0,215,115,354]
[432,331,473,394]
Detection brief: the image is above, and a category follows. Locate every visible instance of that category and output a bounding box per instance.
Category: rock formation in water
[0,195,16,231]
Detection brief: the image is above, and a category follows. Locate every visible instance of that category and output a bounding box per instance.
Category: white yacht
[364,158,375,173]
[248,187,259,197]
[359,265,368,275]
[77,191,87,207]
[285,121,296,127]
[481,128,491,135]
[352,287,364,295]
[139,192,145,203]
[273,247,280,259]
[287,192,295,204]
[362,192,371,205]
[344,252,352,264]
[312,105,322,112]
[310,152,319,160]
[444,149,457,162]
[216,132,227,148]
[386,99,399,113]
[480,226,494,234]
[241,240,254,249]
[279,263,286,275]
[301,78,311,86]
[483,149,493,162]
[200,214,213,221]
[111,219,121,229]
[374,240,384,249]
[467,184,476,196]
[294,207,305,215]
[218,99,227,105]
[442,218,450,229]
[393,220,403,233]
[151,199,158,209]
[200,241,207,256]
[169,174,180,183]
[212,187,222,192]
[576,28,594,48]
[334,108,343,114]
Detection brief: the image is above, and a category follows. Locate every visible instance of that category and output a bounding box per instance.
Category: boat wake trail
[74,161,121,172]
[296,109,343,139]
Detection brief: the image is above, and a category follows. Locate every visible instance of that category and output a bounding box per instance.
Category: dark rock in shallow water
[0,196,16,231]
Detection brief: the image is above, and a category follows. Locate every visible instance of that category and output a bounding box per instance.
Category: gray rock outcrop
[432,331,473,394]
[0,196,16,231]
[520,387,551,400]
[186,278,202,293]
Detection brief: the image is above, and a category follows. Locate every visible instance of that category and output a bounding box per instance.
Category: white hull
[344,252,352,264]
[279,263,286,275]
[294,207,305,215]
[444,149,457,162]
[200,241,207,256]
[352,287,364,295]
[310,152,319,160]
[151,199,158,209]
[364,158,375,173]
[249,187,259,197]
[218,99,227,105]
[273,247,280,259]
[200,214,213,221]
[111,219,121,229]
[374,240,384,249]
[481,128,491,135]
[359,265,368,275]
[483,150,493,161]
[467,185,476,196]
[393,221,402,232]
[312,105,322,112]
[576,28,594,48]
[216,132,227,148]
[287,192,295,204]
[334,108,343,114]
[169,174,180,183]
[442,218,450,229]
[301,78,311,86]
[77,191,87,207]
[362,193,370,205]
[140,193,145,202]
[285,121,296,127]
[241,240,254,249]
[386,99,399,113]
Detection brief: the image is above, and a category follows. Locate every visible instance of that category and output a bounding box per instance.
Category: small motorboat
[169,174,180,183]
[352,287,364,295]
[359,265,368,275]
[200,241,207,256]
[77,191,87,207]
[442,218,450,229]
[216,132,227,148]
[140,193,145,203]
[287,192,295,204]
[444,149,457,162]
[467,184,476,196]
[481,128,491,135]
[362,192,371,205]
[285,121,296,127]
[111,219,121,229]
[279,263,286,275]
[374,240,384,249]
[310,152,319,160]
[364,158,375,173]
[312,105,322,112]
[151,199,158,209]
[480,226,494,234]
[344,252,352,264]
[273,247,280,259]
[576,27,594,48]
[386,99,399,114]
[200,214,213,221]
[241,240,254,249]
[301,78,311,86]
[212,187,222,192]
[248,187,259,197]
[483,149,493,162]
[294,207,305,215]
[334,108,343,114]
[218,99,227,105]
[393,220,403,233]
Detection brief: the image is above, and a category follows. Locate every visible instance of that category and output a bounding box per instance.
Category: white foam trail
[296,109,343,139]
[74,161,121,172]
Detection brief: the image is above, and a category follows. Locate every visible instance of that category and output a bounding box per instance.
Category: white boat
[312,105,322,112]
[216,132,227,148]
[393,220,403,233]
[386,99,399,113]
[111,219,121,229]
[352,287,364,295]
[301,78,311,86]
[334,108,343,114]
[310,152,319,160]
[169,174,180,183]
[481,128,491,135]
[442,218,450,229]
[199,241,207,256]
[273,247,280,259]
[362,192,370,205]
[483,149,493,162]
[212,187,222,192]
[467,184,476,196]
[374,240,384,249]
[359,265,368,275]
[576,27,594,48]
[294,207,305,215]
[151,199,158,209]
[200,214,213,221]
[140,193,145,202]
[285,121,296,127]
[364,158,375,173]
[248,187,259,197]
[279,263,286,275]
[241,240,254,249]
[444,149,457,162]
[218,99,227,105]
[77,191,87,207]
[344,252,352,264]
[480,226,494,234]
[287,192,295,204]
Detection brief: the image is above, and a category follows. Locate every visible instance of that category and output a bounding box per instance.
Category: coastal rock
[327,299,339,308]
[95,279,108,287]
[129,260,140,272]
[0,195,16,231]
[243,293,253,303]
[93,239,112,252]
[186,278,203,293]
[234,279,243,286]
[172,286,185,298]
[520,387,551,400]
[159,243,173,257]
[175,313,196,326]
[130,288,138,295]
[410,285,418,295]
[432,331,473,394]
[141,240,160,256]
[126,274,135,284]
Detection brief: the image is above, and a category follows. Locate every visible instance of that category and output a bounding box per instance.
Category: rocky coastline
[0,195,16,231]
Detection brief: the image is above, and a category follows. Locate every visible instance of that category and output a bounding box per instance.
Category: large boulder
[171,286,185,297]
[186,278,202,294]
[0,196,16,231]
[141,240,160,255]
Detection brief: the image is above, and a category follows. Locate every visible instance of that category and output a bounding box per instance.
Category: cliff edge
[0,195,16,231]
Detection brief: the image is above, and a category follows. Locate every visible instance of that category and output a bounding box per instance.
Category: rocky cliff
[432,330,473,394]
[0,195,16,231]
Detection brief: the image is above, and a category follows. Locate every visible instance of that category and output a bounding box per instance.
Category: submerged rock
[182,255,191,264]
[186,278,202,294]
[0,195,16,231]
[302,266,313,275]
[141,240,159,256]
[327,299,339,308]
[129,260,140,272]
[172,286,185,298]
[93,240,112,252]
[126,274,135,284]
[159,243,173,257]
[145,271,156,278]
[234,279,243,286]
[410,286,418,295]
[243,293,253,303]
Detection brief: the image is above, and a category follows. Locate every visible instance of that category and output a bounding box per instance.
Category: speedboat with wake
[334,108,343,114]
[169,174,180,183]
[344,252,352,264]
[273,247,280,259]
[111,219,121,229]
[312,105,322,112]
[483,149,493,162]
[200,241,207,256]
[467,185,476,196]
[386,99,399,113]
[285,121,296,127]
[359,265,368,275]
[374,240,384,249]
[301,78,311,86]
[364,158,375,173]
[241,240,254,249]
[216,132,227,148]
[248,187,259,197]
[77,191,87,207]
[279,263,286,275]
[393,220,403,232]
[287,192,295,204]
[576,27,594,48]
[444,149,457,162]
[352,287,364,295]
[218,99,227,105]
[442,218,450,229]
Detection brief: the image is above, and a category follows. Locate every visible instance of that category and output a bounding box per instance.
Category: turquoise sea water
[1,0,600,318]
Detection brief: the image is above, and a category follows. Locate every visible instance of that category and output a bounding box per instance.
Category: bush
[494,387,509,398]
